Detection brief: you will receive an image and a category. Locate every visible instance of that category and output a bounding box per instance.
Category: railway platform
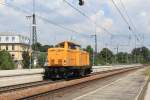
[24,66,148,100]
[0,65,137,88]
[73,68,148,100]
[144,77,150,100]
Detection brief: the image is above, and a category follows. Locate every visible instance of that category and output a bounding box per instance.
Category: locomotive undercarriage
[44,66,92,79]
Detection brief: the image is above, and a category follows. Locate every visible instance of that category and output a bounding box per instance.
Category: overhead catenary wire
[118,0,143,47]
[119,0,136,31]
[110,0,142,58]
[111,0,132,31]
[113,0,142,62]
[38,15,82,34]
[1,1,112,38]
[64,0,89,19]
[1,3,90,37]
[119,0,138,34]
[36,14,91,37]
[1,1,128,43]
[63,0,113,35]
[118,0,133,45]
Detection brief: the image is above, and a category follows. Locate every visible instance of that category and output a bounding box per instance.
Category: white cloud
[0,0,150,52]
[102,18,113,29]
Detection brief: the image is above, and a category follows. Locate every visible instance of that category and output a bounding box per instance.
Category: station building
[0,32,30,69]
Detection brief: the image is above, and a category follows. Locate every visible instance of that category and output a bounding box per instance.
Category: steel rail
[0,80,55,93]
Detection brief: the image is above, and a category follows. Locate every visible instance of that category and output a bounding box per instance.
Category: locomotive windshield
[55,43,64,48]
[68,43,80,50]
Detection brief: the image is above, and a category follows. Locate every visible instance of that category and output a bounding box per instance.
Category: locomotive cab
[56,41,81,50]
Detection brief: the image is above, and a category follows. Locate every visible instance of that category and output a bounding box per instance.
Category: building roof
[0,32,29,38]
[0,32,30,45]
[0,32,19,36]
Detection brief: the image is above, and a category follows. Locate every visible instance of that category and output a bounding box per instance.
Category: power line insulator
[79,0,84,6]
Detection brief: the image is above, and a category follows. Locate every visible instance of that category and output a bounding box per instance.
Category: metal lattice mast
[32,13,37,50]
[32,0,38,67]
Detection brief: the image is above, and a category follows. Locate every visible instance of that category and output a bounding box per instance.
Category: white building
[0,32,30,69]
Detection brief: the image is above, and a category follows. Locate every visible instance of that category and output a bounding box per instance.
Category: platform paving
[73,68,148,100]
[144,83,150,100]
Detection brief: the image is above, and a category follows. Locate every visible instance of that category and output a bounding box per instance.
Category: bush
[0,50,15,70]
[38,52,47,67]
[22,51,30,69]
[145,68,150,76]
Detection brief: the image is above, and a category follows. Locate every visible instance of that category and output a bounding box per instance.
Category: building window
[12,37,15,41]
[6,37,9,41]
[6,45,8,50]
[12,45,15,50]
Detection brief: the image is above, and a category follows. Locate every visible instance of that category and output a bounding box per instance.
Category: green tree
[140,47,150,63]
[97,48,113,65]
[22,51,30,68]
[32,42,53,52]
[131,47,150,64]
[0,50,15,70]
[40,45,53,52]
[84,45,93,65]
[116,52,129,64]
[127,53,133,64]
[38,52,47,67]
[85,45,93,54]
[32,42,42,51]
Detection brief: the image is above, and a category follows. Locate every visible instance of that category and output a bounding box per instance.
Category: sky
[0,0,150,53]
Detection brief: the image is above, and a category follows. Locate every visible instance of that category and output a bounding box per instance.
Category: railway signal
[79,0,84,6]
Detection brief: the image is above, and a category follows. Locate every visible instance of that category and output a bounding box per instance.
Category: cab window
[55,44,64,48]
[69,44,80,50]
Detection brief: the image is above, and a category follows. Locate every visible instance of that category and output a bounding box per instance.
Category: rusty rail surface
[0,80,55,93]
[0,66,144,100]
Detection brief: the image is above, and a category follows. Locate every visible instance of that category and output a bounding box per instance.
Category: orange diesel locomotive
[44,41,92,79]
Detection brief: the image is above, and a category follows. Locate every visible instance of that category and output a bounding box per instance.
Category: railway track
[0,65,145,100]
[0,74,96,94]
[0,80,55,93]
[0,67,134,93]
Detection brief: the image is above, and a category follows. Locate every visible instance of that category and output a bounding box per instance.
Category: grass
[144,67,150,81]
